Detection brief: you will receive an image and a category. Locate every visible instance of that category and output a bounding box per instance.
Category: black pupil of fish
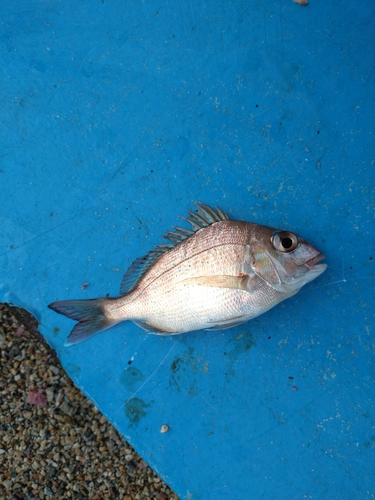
[281,237,293,249]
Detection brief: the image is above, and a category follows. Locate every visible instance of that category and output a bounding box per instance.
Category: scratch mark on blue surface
[329,260,347,284]
[27,254,42,299]
[124,339,179,406]
[201,395,227,430]
[0,205,96,257]
[249,106,272,121]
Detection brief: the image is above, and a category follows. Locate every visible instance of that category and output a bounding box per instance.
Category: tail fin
[48,299,115,346]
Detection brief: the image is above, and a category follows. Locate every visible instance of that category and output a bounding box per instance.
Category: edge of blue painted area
[2,1,375,498]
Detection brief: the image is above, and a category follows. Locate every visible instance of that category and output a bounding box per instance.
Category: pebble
[49,365,60,375]
[45,387,54,403]
[3,480,12,489]
[0,304,180,500]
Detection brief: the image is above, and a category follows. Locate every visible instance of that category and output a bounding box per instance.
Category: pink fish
[49,203,326,345]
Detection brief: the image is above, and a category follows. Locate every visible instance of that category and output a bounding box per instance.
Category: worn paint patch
[171,357,183,374]
[65,363,81,375]
[120,367,144,390]
[224,332,256,377]
[363,436,375,448]
[188,383,197,396]
[169,357,188,392]
[124,397,150,424]
[170,347,209,392]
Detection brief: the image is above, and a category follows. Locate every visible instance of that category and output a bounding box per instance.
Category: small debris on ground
[26,389,48,406]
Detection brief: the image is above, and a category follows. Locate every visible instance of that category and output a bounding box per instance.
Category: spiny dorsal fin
[166,202,228,240]
[119,203,229,295]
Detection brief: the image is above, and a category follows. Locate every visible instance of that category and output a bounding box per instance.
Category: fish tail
[48,298,115,346]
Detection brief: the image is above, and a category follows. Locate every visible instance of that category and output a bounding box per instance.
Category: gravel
[0,304,179,500]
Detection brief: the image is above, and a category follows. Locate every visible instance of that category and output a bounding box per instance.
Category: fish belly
[126,281,289,334]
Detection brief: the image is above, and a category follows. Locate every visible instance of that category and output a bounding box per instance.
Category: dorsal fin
[119,203,229,295]
[119,245,173,294]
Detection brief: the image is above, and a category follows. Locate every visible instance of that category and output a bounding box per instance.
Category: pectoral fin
[180,274,257,293]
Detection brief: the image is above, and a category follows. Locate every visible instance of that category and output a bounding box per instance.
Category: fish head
[250,227,327,293]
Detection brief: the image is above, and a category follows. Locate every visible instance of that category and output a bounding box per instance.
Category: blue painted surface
[1,0,375,498]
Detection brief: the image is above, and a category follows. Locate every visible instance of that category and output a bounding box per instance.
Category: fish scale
[48,203,327,345]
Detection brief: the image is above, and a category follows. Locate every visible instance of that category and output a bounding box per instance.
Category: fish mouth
[305,253,325,269]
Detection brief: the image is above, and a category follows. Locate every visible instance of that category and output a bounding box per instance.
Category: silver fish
[48,203,327,345]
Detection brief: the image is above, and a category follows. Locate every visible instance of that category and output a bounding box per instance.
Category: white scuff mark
[277,177,293,194]
[326,350,337,362]
[321,370,337,381]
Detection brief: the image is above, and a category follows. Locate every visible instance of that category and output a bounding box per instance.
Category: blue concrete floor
[1,1,375,498]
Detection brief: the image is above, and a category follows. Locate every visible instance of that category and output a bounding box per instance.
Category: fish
[48,203,327,346]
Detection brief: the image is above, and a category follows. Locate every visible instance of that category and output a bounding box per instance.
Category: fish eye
[271,231,299,253]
